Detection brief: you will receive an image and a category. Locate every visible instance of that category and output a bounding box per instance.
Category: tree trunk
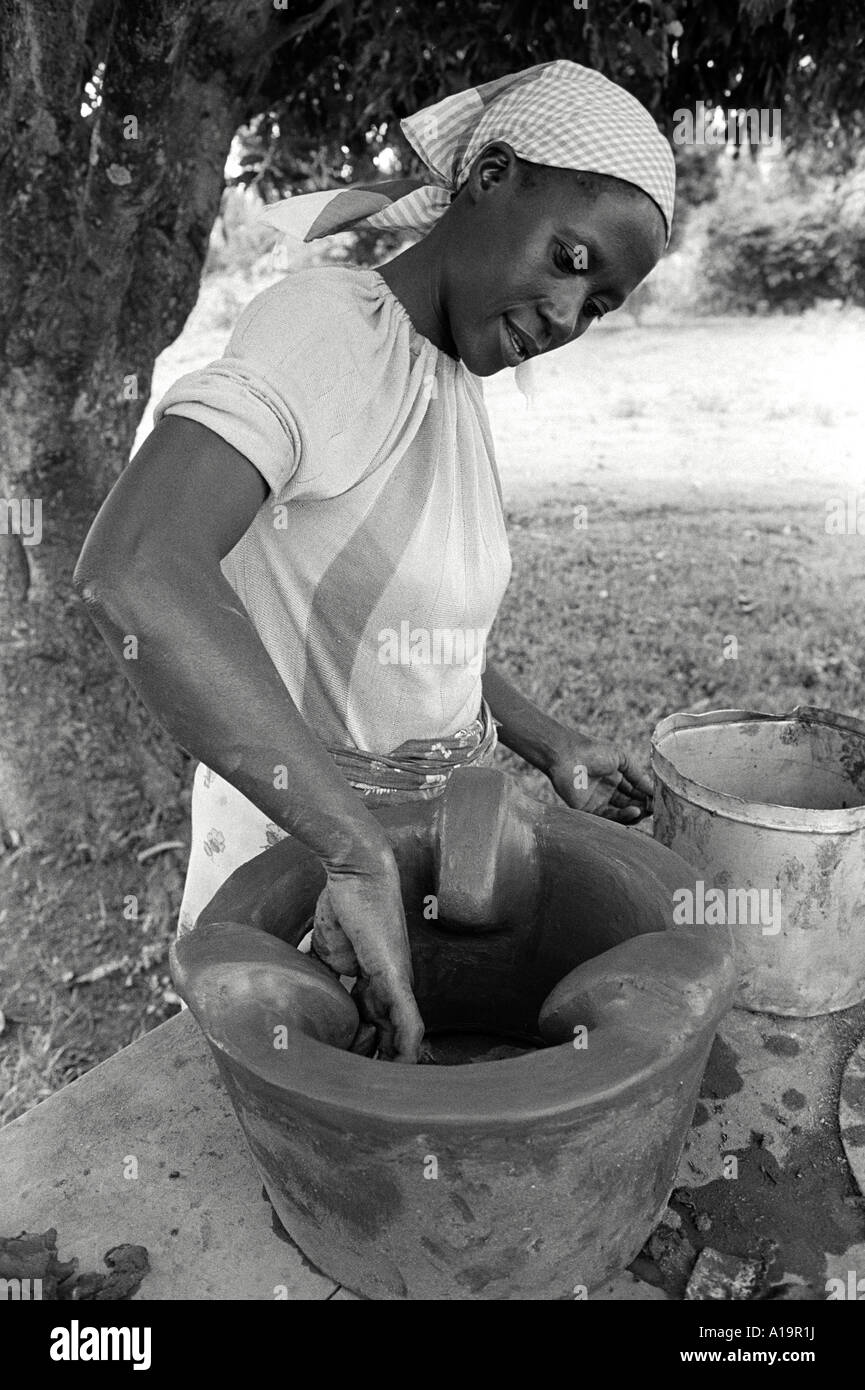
[0,0,274,854]
[0,1,278,1051]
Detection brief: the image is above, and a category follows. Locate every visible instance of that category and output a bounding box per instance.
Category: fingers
[619,755,654,801]
[316,871,425,1063]
[606,755,653,823]
[348,1019,378,1057]
[607,782,650,810]
[390,995,425,1063]
[311,885,359,976]
[603,777,653,823]
[353,974,424,1062]
[602,803,644,824]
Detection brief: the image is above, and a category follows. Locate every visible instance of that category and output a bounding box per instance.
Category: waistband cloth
[175,702,499,936]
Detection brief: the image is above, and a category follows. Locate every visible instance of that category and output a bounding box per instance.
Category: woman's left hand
[546,732,653,824]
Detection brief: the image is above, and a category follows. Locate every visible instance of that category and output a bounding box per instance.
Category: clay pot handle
[170,921,361,1059]
[538,931,733,1054]
[433,767,539,927]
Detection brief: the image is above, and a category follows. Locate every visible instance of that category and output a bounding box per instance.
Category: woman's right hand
[312,844,424,1063]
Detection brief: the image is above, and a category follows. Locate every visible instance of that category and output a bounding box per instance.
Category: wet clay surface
[0,1228,149,1300]
[418,1032,541,1065]
[631,1001,865,1299]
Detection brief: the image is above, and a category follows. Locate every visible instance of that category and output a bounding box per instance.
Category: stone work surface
[0,1010,335,1300]
[632,1002,865,1300]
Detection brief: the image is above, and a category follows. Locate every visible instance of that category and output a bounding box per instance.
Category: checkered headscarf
[260,60,676,247]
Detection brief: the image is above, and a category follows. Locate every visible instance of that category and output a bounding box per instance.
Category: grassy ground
[2,287,864,1124]
[483,304,865,793]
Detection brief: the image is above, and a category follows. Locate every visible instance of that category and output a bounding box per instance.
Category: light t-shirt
[154,266,513,932]
[154,265,512,755]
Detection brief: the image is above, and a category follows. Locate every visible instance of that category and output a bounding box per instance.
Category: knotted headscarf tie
[259,59,676,248]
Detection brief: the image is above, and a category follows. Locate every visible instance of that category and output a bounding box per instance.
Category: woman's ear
[463,141,521,203]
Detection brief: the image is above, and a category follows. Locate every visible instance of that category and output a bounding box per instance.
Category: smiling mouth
[505,317,531,363]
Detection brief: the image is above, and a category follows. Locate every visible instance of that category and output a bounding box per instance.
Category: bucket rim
[650,705,865,832]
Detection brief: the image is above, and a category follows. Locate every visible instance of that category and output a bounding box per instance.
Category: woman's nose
[540,288,588,348]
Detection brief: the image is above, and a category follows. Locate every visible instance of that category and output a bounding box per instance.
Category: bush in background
[695,157,865,313]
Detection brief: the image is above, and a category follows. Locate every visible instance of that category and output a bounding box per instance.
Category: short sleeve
[152,279,324,497]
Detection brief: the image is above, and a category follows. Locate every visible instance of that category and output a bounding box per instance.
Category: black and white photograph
[1,0,864,1352]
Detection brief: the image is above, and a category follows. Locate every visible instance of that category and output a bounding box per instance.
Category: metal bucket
[651,705,865,1016]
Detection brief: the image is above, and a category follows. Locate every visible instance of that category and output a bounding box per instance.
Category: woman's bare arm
[73,416,423,1060]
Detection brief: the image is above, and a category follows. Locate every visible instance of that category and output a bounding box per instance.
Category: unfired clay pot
[171,767,734,1300]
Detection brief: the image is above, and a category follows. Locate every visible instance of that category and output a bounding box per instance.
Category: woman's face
[442,144,667,376]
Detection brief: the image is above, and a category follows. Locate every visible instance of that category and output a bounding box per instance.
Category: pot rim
[177,918,734,1128]
[197,1001,717,1127]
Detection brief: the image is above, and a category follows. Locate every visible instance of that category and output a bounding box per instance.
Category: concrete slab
[0,1009,336,1300]
[677,1009,830,1181]
[653,1003,865,1298]
[593,1271,669,1301]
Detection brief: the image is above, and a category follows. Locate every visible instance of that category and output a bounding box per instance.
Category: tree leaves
[237,0,864,198]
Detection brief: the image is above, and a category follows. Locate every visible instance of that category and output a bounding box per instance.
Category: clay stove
[172,767,734,1300]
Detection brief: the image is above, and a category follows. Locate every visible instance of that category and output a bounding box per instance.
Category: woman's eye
[555,243,581,274]
[553,245,607,319]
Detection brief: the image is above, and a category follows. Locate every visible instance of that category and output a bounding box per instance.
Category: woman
[74,59,675,1063]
